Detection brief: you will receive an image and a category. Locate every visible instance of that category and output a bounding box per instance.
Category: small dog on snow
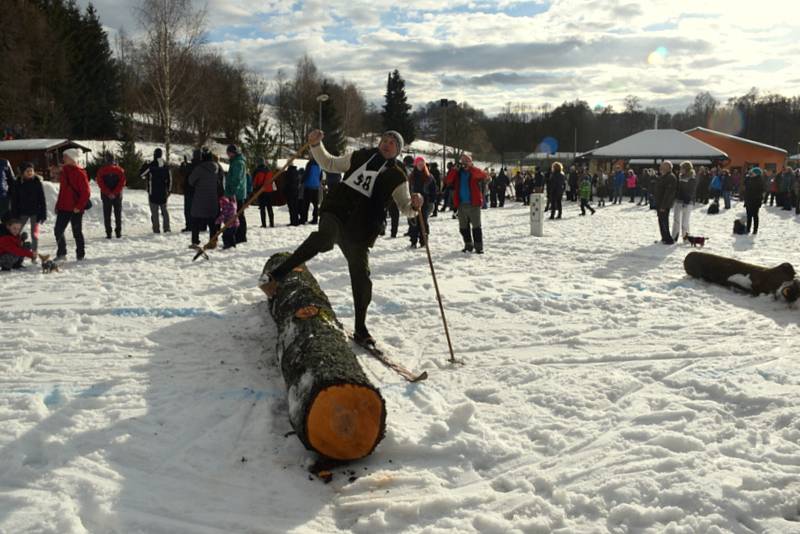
[683,234,708,248]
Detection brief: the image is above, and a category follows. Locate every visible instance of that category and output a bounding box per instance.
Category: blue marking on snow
[15,385,282,404]
[217,388,284,401]
[378,301,406,315]
[43,386,64,407]
[111,307,223,319]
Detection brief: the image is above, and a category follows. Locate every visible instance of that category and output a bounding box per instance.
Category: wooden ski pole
[418,209,459,364]
[192,143,310,261]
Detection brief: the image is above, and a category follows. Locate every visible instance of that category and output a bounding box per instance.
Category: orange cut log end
[306,384,384,461]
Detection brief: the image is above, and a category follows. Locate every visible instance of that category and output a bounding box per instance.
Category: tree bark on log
[684,251,799,301]
[261,252,386,461]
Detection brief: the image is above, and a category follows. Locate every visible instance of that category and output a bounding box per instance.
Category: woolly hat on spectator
[62,148,81,164]
[20,161,34,172]
[381,130,404,157]
[227,144,239,155]
[461,153,473,165]
[751,167,762,176]
[1,211,21,225]
[154,148,163,159]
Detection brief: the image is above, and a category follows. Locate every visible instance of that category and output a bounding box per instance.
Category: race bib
[342,155,387,198]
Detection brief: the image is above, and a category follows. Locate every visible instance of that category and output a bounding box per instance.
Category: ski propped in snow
[349,332,428,383]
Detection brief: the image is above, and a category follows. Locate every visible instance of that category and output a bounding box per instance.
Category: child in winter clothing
[626,170,638,203]
[216,196,240,249]
[579,174,595,215]
[252,158,276,228]
[11,162,46,256]
[0,216,34,270]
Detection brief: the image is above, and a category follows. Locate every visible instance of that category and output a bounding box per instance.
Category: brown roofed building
[685,127,788,173]
[0,139,91,179]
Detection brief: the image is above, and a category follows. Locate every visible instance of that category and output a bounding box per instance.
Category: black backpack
[733,219,747,235]
[102,172,120,192]
[707,201,720,215]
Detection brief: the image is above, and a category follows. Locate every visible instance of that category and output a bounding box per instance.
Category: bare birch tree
[135,0,206,162]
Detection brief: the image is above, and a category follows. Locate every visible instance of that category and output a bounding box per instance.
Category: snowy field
[1,185,799,533]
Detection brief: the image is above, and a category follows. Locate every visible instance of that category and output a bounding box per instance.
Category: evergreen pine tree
[320,81,345,156]
[32,0,120,138]
[118,117,145,189]
[77,4,119,137]
[242,113,278,166]
[381,70,415,146]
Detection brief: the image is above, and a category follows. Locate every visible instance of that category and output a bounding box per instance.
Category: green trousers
[272,213,372,334]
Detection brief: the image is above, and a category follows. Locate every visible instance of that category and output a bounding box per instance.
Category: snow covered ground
[1,186,799,533]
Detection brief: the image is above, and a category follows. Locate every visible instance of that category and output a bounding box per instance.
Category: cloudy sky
[79,0,800,115]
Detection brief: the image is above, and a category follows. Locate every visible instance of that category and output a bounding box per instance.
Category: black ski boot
[472,228,484,254]
[460,228,473,253]
[353,328,376,348]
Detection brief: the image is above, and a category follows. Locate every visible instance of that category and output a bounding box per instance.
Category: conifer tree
[381,70,415,145]
[320,80,345,156]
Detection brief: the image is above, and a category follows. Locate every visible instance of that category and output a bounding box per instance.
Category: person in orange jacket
[445,154,489,253]
[96,153,127,239]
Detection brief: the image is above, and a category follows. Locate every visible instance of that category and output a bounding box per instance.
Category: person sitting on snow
[0,214,35,271]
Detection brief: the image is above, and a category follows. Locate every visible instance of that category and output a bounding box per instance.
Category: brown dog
[684,251,799,303]
[683,234,708,248]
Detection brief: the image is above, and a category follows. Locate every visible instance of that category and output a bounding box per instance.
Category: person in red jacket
[0,216,34,270]
[55,148,90,260]
[445,154,490,253]
[96,153,126,239]
[252,158,276,228]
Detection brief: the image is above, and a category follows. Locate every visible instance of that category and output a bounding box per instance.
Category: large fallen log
[260,252,386,461]
[684,251,800,303]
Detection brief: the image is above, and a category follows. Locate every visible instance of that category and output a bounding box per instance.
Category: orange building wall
[686,130,788,172]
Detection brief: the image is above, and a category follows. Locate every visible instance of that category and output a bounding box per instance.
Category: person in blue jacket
[612,166,625,204]
[301,158,321,224]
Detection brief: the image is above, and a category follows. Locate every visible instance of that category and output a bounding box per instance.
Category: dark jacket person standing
[655,161,678,244]
[549,162,566,219]
[188,149,220,246]
[263,129,423,345]
[140,148,172,233]
[96,154,127,239]
[743,167,765,234]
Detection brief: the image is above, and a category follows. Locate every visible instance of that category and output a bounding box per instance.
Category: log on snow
[260,252,386,461]
[684,251,800,301]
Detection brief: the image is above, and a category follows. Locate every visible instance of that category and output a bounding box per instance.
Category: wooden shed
[0,139,92,179]
[685,127,788,174]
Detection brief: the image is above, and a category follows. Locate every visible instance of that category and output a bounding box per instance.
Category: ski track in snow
[1,186,799,533]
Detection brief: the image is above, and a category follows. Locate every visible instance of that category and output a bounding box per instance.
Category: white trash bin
[530,193,545,237]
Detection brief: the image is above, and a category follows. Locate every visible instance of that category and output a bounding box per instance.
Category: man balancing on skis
[261,129,424,348]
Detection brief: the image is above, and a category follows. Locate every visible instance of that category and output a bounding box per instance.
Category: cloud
[442,72,568,87]
[78,0,800,115]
